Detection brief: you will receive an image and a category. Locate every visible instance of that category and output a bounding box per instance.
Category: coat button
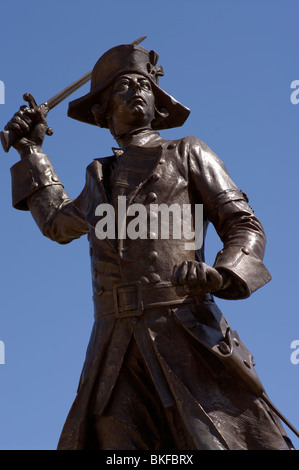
[149,273,161,284]
[218,341,230,355]
[150,172,160,182]
[148,231,158,239]
[242,247,250,255]
[145,192,157,203]
[31,182,39,190]
[148,251,158,261]
[51,174,60,182]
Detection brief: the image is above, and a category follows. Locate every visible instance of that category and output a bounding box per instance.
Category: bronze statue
[3,39,296,450]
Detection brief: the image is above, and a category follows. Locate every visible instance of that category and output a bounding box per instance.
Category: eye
[113,78,130,93]
[140,80,151,91]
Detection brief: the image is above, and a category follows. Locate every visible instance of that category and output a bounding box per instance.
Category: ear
[90,85,113,128]
[91,101,113,128]
[152,106,169,128]
[91,104,104,126]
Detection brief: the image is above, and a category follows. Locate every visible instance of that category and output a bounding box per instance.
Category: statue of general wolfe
[3,40,295,450]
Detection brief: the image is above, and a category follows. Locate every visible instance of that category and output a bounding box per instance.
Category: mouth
[129,95,146,106]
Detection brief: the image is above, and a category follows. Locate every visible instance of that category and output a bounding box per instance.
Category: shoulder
[85,155,116,178]
[172,136,220,164]
[88,155,115,168]
[169,135,211,155]
[174,136,228,179]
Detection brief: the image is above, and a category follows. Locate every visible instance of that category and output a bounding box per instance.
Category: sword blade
[44,70,92,110]
[42,36,146,110]
[1,36,148,153]
[261,392,299,439]
[131,35,147,45]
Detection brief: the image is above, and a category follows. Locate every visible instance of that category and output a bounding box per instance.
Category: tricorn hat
[68,41,190,130]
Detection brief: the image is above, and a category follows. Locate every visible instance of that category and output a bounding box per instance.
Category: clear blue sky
[0,0,298,450]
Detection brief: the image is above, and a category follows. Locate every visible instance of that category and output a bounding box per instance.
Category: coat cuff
[213,245,272,299]
[10,153,63,211]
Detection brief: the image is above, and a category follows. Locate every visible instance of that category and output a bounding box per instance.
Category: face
[109,73,156,135]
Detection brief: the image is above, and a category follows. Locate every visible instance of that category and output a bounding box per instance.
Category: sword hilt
[1,36,147,153]
[1,93,53,153]
[23,93,54,137]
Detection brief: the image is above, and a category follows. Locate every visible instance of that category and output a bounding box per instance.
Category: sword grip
[1,93,53,154]
[1,129,15,153]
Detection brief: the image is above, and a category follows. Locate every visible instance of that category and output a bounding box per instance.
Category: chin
[131,104,146,115]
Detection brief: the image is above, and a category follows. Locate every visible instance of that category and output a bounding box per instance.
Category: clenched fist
[171,260,228,296]
[4,104,49,158]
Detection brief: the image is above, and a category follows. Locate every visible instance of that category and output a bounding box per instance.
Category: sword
[1,36,147,153]
[261,392,299,440]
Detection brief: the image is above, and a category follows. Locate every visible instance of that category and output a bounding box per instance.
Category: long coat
[10,132,292,450]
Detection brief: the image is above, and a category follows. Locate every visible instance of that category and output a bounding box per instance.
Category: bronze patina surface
[3,40,295,450]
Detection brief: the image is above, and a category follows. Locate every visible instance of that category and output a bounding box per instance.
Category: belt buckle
[113,281,144,319]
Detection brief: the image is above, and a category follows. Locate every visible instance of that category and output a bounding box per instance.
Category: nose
[132,80,141,93]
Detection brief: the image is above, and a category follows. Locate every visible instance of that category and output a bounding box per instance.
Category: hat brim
[67,79,190,130]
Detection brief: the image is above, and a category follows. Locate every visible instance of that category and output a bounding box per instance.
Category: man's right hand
[4,105,48,158]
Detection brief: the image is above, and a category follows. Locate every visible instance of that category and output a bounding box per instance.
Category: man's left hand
[171,261,224,295]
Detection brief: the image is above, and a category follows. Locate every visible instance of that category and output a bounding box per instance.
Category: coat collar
[93,138,165,208]
[114,129,165,150]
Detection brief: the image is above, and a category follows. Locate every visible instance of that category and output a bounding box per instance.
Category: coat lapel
[92,156,116,204]
[87,156,117,251]
[90,144,163,255]
[112,144,163,208]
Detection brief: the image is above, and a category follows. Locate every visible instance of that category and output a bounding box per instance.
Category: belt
[93,280,196,319]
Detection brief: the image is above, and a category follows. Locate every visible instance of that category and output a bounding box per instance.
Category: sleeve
[10,152,89,244]
[187,136,271,300]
